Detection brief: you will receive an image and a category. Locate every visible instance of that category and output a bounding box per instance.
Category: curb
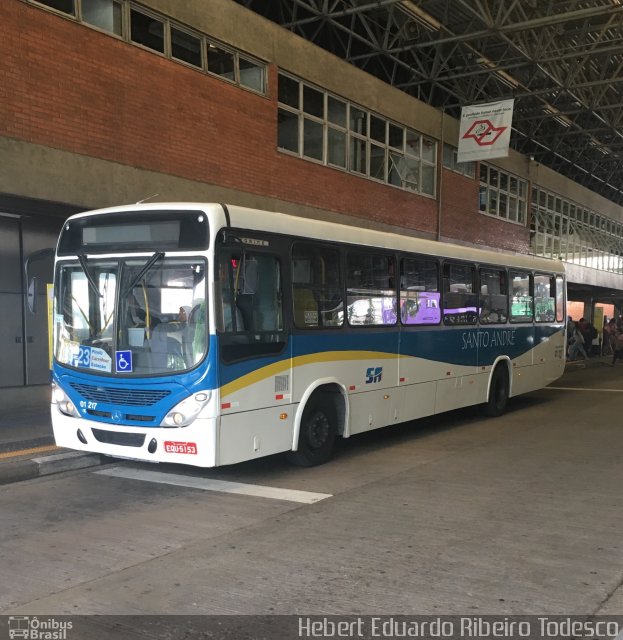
[0,450,103,486]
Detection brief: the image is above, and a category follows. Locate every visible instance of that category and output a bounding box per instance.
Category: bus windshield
[54,256,207,376]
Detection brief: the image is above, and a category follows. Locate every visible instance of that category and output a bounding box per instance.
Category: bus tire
[482,365,509,417]
[289,398,337,467]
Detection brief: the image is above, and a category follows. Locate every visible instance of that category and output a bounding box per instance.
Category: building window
[26,0,267,94]
[277,72,437,197]
[207,45,235,81]
[531,186,623,273]
[130,8,164,53]
[171,27,202,68]
[239,56,265,93]
[479,164,527,225]
[81,0,121,33]
[442,143,475,178]
[33,0,74,14]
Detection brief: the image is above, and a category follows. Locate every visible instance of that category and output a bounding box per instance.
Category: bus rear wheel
[289,399,337,467]
[482,365,509,417]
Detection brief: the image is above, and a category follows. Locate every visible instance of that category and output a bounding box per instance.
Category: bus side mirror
[24,248,55,313]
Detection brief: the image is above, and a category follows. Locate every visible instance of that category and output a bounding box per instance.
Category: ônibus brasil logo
[8,616,72,640]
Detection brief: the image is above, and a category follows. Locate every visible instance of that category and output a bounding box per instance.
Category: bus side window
[292,243,343,328]
[217,249,286,362]
[400,256,440,325]
[443,263,477,325]
[479,268,507,324]
[346,251,396,326]
[534,274,556,322]
[510,271,533,322]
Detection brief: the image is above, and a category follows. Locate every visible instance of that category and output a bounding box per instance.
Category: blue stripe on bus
[218,325,564,385]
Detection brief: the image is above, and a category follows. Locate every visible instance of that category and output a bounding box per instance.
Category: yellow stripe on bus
[219,350,399,398]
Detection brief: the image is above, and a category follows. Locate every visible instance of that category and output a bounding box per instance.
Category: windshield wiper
[122,252,165,297]
[77,254,103,299]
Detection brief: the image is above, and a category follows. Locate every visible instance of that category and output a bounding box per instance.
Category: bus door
[215,243,291,464]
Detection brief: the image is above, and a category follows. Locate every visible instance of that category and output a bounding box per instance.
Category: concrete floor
[0,360,621,625]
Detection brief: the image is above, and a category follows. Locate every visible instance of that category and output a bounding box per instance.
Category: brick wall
[442,169,530,253]
[2,0,525,249]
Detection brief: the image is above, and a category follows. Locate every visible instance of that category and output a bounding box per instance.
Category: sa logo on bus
[365,367,383,384]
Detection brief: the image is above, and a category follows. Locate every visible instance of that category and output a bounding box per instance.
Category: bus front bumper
[51,410,219,468]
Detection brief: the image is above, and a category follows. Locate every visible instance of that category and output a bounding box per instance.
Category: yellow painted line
[0,444,60,461]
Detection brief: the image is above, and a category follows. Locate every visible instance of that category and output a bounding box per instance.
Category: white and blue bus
[51,203,566,467]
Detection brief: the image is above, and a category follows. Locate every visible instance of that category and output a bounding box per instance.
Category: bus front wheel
[482,365,509,417]
[289,398,337,467]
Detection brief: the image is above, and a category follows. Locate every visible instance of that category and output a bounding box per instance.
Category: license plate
[164,441,197,455]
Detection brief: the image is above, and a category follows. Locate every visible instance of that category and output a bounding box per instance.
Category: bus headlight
[161,391,211,427]
[51,382,81,418]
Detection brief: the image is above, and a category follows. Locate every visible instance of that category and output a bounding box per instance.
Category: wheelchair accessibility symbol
[115,350,133,373]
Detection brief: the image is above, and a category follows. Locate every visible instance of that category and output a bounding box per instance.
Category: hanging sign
[457,99,514,162]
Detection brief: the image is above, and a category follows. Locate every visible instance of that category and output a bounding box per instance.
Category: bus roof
[67,202,565,274]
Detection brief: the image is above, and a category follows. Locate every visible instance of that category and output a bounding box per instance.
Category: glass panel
[400,257,440,325]
[421,137,436,163]
[489,168,499,188]
[350,107,367,136]
[479,185,487,212]
[303,85,324,118]
[534,275,555,322]
[292,244,343,328]
[556,276,564,322]
[349,136,367,175]
[82,0,121,34]
[171,27,202,68]
[277,109,299,153]
[461,161,475,178]
[399,155,420,191]
[442,143,454,168]
[488,191,498,216]
[55,258,207,375]
[239,57,265,92]
[327,96,346,127]
[327,127,346,167]
[421,164,435,195]
[388,123,403,149]
[388,152,402,187]
[498,192,508,218]
[303,118,323,161]
[217,251,285,362]
[369,143,385,181]
[347,253,396,326]
[130,9,164,53]
[35,0,74,14]
[510,272,533,322]
[278,74,299,108]
[405,129,420,157]
[207,44,234,81]
[388,153,417,190]
[443,263,477,325]
[370,115,386,143]
[479,269,507,324]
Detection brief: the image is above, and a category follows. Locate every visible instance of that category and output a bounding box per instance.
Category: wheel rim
[307,411,330,449]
